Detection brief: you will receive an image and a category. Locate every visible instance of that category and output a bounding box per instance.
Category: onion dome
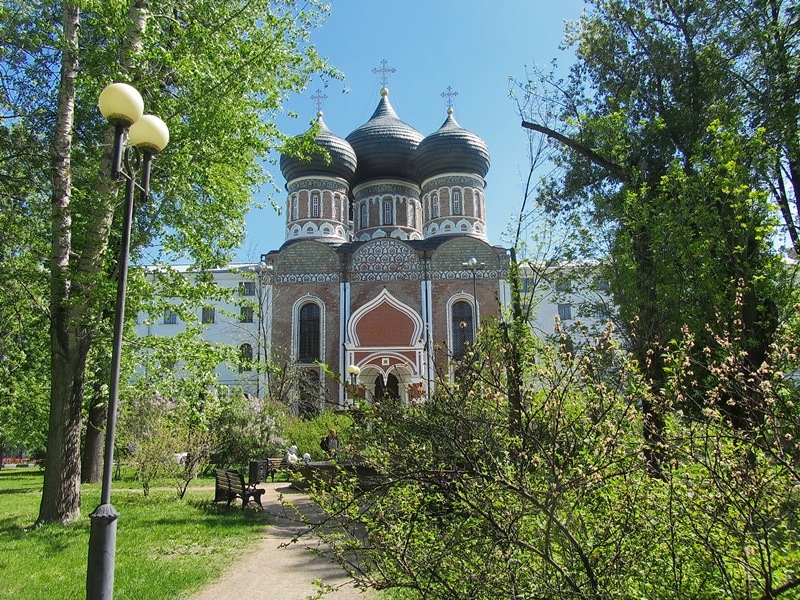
[280,112,357,184]
[345,89,424,184]
[414,109,490,182]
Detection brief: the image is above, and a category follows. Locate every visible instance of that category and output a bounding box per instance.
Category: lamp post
[347,364,361,405]
[87,83,169,600]
[462,257,484,314]
[255,261,272,399]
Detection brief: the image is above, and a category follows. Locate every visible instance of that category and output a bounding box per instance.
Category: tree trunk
[38,336,89,524]
[81,395,106,484]
[37,2,81,526]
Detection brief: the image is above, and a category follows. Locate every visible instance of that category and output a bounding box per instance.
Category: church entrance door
[374,373,400,400]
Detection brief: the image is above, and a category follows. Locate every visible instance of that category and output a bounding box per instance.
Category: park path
[188,482,376,600]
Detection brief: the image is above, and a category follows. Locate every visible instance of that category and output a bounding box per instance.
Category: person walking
[322,429,339,458]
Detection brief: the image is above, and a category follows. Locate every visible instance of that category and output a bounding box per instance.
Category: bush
[209,393,290,469]
[282,411,353,462]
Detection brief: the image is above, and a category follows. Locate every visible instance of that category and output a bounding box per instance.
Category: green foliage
[283,411,353,462]
[208,393,289,469]
[120,391,216,497]
[0,0,333,523]
[0,115,50,460]
[514,0,793,480]
[301,319,800,599]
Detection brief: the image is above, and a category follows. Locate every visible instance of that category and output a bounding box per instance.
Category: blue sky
[235,0,585,262]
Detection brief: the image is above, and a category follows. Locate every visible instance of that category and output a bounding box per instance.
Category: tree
[0,0,331,524]
[0,124,51,464]
[516,0,789,475]
[722,0,800,253]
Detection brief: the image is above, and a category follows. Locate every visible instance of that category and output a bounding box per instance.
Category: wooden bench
[266,457,291,482]
[214,468,265,510]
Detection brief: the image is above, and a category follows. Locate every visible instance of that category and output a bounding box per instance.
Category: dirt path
[189,482,376,600]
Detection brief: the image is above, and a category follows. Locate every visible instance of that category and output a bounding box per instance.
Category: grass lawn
[0,467,269,599]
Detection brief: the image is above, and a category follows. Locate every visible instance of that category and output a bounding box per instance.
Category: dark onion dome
[414,108,490,182]
[345,88,424,184]
[280,112,357,184]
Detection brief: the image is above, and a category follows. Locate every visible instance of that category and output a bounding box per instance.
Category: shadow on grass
[0,469,46,495]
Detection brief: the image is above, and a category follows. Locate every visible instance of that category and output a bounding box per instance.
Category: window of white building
[557,304,573,320]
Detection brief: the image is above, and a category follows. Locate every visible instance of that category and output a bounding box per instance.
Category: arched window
[239,343,253,372]
[293,197,299,220]
[384,200,393,225]
[453,191,461,214]
[409,202,415,227]
[360,203,368,228]
[451,301,474,360]
[312,194,320,218]
[433,194,440,218]
[298,303,321,362]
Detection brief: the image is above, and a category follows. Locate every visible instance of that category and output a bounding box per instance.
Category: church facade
[261,87,509,411]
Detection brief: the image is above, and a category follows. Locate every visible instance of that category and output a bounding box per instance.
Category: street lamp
[462,257,484,310]
[347,364,361,386]
[87,83,169,600]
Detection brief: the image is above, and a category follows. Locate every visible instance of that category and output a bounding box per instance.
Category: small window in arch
[240,306,254,323]
[360,203,368,228]
[312,194,320,218]
[433,196,440,218]
[384,200,392,225]
[293,198,299,220]
[409,202,415,227]
[239,343,253,372]
[451,301,474,360]
[453,191,461,214]
[298,303,321,362]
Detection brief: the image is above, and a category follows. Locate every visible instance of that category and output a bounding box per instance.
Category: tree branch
[521,120,629,182]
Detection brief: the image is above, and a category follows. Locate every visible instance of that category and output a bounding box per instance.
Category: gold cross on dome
[372,59,396,88]
[311,89,328,113]
[441,86,458,110]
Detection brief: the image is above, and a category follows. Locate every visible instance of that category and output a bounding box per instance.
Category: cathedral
[260,84,509,411]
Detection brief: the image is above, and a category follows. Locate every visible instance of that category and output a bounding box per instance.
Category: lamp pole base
[86,503,119,599]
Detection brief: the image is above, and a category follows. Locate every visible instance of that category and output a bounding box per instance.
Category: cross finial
[441,86,458,110]
[372,59,396,88]
[311,89,328,114]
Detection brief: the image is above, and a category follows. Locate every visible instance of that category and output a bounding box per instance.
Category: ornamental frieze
[273,272,341,284]
[431,269,506,281]
[287,178,348,194]
[353,182,420,198]
[421,174,482,192]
